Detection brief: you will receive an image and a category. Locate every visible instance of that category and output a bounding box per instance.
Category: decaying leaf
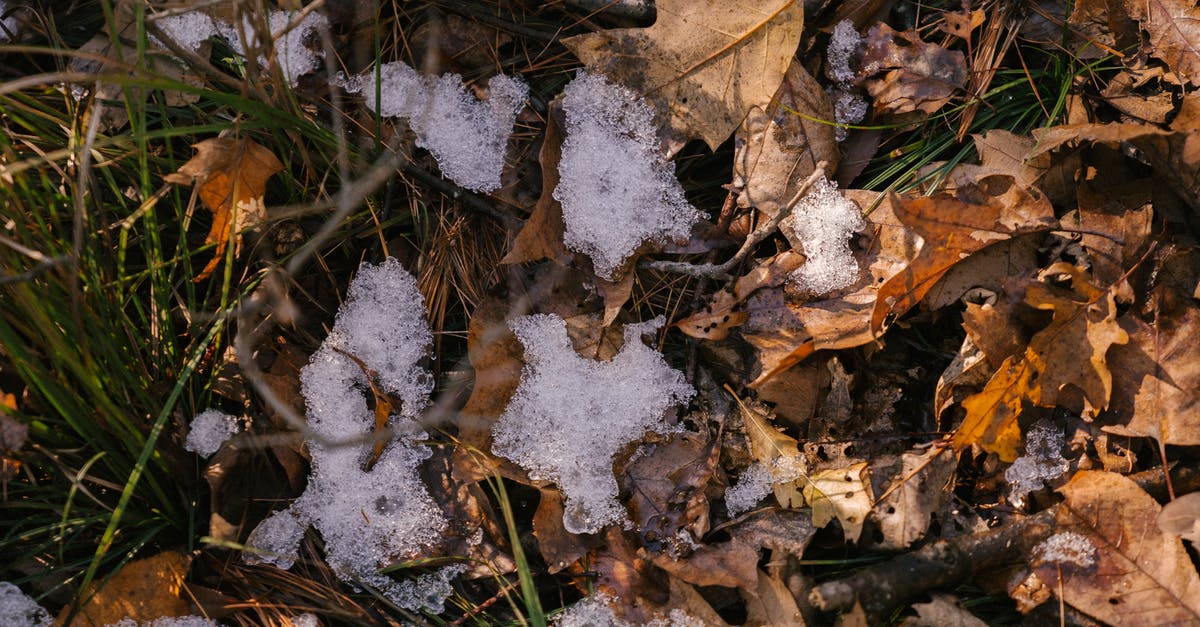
[742,569,806,626]
[562,0,804,152]
[1036,471,1200,625]
[857,23,967,116]
[59,551,192,626]
[733,391,806,509]
[164,137,284,281]
[1157,491,1200,545]
[953,264,1128,461]
[1126,0,1200,85]
[870,175,1057,334]
[873,446,956,549]
[676,251,802,340]
[733,61,839,218]
[902,594,987,627]
[803,462,873,543]
[502,105,569,267]
[621,430,718,557]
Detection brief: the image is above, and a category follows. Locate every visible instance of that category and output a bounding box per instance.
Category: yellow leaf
[730,389,806,509]
[165,137,284,281]
[58,550,191,626]
[802,462,873,543]
[562,0,803,152]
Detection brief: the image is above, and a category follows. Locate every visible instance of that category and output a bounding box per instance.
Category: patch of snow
[784,176,865,295]
[344,61,528,192]
[830,88,868,142]
[0,582,52,627]
[0,1,23,42]
[287,614,319,627]
[827,20,861,85]
[1005,419,1070,508]
[184,409,238,457]
[244,258,455,613]
[492,314,694,534]
[725,456,807,517]
[152,12,224,52]
[221,10,328,87]
[554,592,703,627]
[555,72,703,279]
[1033,531,1097,568]
[109,619,218,627]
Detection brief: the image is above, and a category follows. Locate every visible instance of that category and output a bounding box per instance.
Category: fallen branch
[641,162,828,280]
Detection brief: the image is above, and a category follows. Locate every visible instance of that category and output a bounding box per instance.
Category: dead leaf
[1127,0,1200,85]
[164,138,284,281]
[940,9,985,40]
[562,0,804,152]
[648,538,758,589]
[952,264,1128,461]
[59,551,191,626]
[873,447,956,549]
[733,61,839,218]
[533,487,599,573]
[733,392,806,509]
[803,462,873,543]
[1040,471,1200,625]
[1104,303,1200,445]
[502,106,569,266]
[857,23,967,116]
[870,175,1057,335]
[902,593,987,627]
[1157,492,1200,545]
[742,569,806,626]
[676,251,802,340]
[621,431,717,557]
[971,130,1045,190]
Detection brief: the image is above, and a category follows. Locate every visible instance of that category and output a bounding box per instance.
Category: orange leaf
[164,137,284,281]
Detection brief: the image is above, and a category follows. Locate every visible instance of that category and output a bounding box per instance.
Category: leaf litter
[14,0,1200,624]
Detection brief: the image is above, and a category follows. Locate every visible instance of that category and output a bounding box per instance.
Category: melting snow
[221,10,329,87]
[783,176,865,295]
[184,409,238,457]
[1005,419,1070,508]
[244,258,458,613]
[0,582,51,627]
[555,72,703,279]
[724,456,806,517]
[344,61,528,192]
[492,314,694,534]
[1033,531,1097,568]
[554,592,703,626]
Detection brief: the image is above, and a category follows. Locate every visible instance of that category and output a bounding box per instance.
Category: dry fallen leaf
[621,430,717,557]
[733,392,806,509]
[733,60,839,218]
[952,264,1128,461]
[676,251,802,340]
[1036,471,1200,625]
[1157,491,1200,545]
[562,0,803,152]
[164,137,284,281]
[803,462,873,543]
[742,569,806,626]
[502,105,569,267]
[870,175,1057,335]
[1126,0,1200,85]
[857,23,967,116]
[902,593,987,627]
[58,551,192,626]
[873,446,956,549]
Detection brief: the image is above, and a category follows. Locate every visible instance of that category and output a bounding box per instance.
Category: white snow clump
[109,617,220,627]
[724,456,806,517]
[1033,531,1097,568]
[0,582,52,627]
[0,1,25,42]
[344,61,528,192]
[784,176,865,295]
[555,72,703,279]
[152,11,225,53]
[492,314,694,534]
[826,20,867,141]
[1005,419,1069,508]
[220,10,329,87]
[244,258,459,613]
[554,592,703,627]
[184,409,239,457]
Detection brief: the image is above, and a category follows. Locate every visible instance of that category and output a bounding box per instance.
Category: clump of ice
[344,61,528,193]
[827,20,861,85]
[0,582,52,627]
[784,176,865,295]
[555,72,703,279]
[221,10,329,87]
[184,409,239,457]
[288,614,319,627]
[110,617,221,627]
[492,314,694,534]
[244,258,457,613]
[724,456,807,517]
[1005,420,1070,508]
[1033,531,1097,568]
[554,592,703,627]
[0,1,24,42]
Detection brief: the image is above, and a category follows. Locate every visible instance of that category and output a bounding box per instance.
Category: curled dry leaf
[870,175,1057,335]
[1126,0,1200,85]
[733,60,839,218]
[952,264,1128,462]
[164,137,284,281]
[562,0,804,153]
[501,104,569,267]
[1039,471,1200,625]
[857,23,967,116]
[742,569,806,626]
[873,446,956,549]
